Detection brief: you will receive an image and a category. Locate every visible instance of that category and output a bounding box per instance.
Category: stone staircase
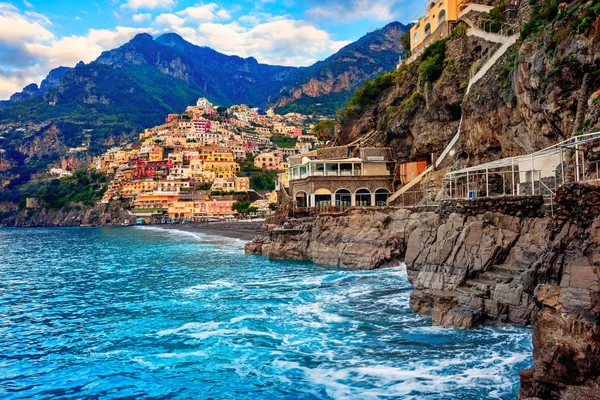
[387,13,520,204]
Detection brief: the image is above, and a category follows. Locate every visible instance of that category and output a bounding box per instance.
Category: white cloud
[154,13,184,28]
[0,3,154,99]
[190,19,349,66]
[123,0,176,11]
[216,9,231,20]
[25,27,154,67]
[306,0,395,22]
[0,4,53,44]
[177,4,218,22]
[132,13,151,23]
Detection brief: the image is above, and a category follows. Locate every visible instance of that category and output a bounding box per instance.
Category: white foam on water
[293,303,346,323]
[156,321,221,336]
[180,280,236,295]
[134,225,247,249]
[229,313,269,323]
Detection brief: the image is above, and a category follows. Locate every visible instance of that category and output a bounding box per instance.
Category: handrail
[477,18,520,36]
[539,180,555,217]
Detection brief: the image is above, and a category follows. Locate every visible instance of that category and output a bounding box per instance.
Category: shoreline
[145,221,262,241]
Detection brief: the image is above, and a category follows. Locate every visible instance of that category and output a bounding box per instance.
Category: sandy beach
[150,221,263,241]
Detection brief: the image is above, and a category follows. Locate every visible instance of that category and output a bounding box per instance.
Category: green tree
[312,120,335,142]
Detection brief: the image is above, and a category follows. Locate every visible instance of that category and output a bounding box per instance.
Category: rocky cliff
[336,0,600,176]
[2,199,132,227]
[272,22,408,115]
[246,182,600,399]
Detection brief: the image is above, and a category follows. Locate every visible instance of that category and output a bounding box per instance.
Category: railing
[478,18,520,36]
[539,180,556,217]
[395,189,437,207]
[290,170,362,181]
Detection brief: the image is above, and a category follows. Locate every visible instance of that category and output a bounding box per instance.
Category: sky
[0,0,423,100]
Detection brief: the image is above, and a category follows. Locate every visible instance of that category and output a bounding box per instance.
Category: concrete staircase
[387,17,520,204]
[387,165,433,203]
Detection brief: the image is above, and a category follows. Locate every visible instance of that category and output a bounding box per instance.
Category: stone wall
[438,195,544,218]
[316,146,350,160]
[412,21,454,56]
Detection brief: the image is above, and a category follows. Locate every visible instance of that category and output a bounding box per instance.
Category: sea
[0,227,532,399]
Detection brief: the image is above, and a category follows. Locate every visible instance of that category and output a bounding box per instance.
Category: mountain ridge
[0,22,407,116]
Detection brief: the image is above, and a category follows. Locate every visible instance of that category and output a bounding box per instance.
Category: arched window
[424,23,431,36]
[375,189,391,206]
[295,191,307,208]
[413,32,419,44]
[355,189,372,207]
[438,9,446,25]
[335,189,351,207]
[314,188,332,206]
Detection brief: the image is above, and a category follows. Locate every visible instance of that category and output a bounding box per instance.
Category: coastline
[145,221,262,241]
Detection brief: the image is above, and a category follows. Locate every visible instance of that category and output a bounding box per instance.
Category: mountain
[272,22,408,115]
[0,67,69,110]
[0,22,407,125]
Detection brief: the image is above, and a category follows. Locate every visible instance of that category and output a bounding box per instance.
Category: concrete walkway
[388,17,520,203]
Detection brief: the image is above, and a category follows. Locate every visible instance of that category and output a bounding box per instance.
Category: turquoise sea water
[0,227,532,399]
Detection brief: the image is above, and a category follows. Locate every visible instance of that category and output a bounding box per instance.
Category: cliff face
[272,22,408,115]
[337,0,600,171]
[4,200,132,227]
[246,183,600,399]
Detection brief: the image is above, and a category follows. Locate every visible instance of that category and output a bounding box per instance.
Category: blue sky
[0,0,423,99]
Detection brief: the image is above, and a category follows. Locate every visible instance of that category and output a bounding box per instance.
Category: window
[375,189,391,206]
[335,189,351,206]
[413,32,419,43]
[355,189,372,207]
[438,9,446,25]
[424,23,431,36]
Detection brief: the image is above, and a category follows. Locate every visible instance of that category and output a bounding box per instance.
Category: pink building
[192,119,212,135]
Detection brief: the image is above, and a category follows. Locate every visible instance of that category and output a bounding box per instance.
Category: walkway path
[388,14,520,203]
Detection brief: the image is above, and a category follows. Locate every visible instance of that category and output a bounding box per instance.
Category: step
[492,264,527,275]
[465,278,497,291]
[480,270,516,284]
[455,285,486,297]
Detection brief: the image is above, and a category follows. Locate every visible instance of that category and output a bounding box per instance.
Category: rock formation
[246,183,600,399]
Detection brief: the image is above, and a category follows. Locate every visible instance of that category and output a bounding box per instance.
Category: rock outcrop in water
[246,183,600,399]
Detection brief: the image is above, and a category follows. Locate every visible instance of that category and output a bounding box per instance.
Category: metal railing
[395,189,437,207]
[478,18,520,36]
[539,180,556,217]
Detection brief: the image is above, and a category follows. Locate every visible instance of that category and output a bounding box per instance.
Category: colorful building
[410,0,470,54]
[254,153,281,171]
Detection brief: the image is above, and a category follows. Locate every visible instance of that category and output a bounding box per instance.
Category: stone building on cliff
[287,146,395,207]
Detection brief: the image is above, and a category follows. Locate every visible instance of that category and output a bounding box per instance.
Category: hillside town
[75,98,319,222]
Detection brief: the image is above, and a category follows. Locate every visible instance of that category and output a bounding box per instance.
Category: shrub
[418,39,447,83]
[400,91,425,112]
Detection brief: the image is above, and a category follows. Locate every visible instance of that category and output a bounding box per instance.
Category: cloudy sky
[0,0,421,100]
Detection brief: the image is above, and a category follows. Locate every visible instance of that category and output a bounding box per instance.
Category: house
[212,177,250,192]
[409,0,469,54]
[287,147,395,207]
[254,153,281,171]
[196,97,213,110]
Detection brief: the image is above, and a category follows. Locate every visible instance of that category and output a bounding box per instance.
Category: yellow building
[121,180,159,197]
[198,152,235,162]
[149,145,164,162]
[202,161,240,178]
[410,0,469,54]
